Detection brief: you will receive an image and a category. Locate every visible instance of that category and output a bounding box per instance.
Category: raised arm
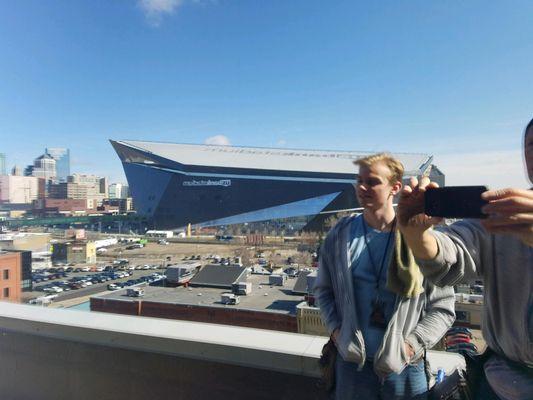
[396,176,441,261]
[396,177,489,286]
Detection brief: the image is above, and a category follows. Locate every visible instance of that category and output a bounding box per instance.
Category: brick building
[0,250,32,302]
[52,241,96,265]
[90,273,303,333]
[32,198,96,216]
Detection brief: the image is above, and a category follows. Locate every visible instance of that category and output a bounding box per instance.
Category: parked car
[69,282,82,290]
[43,286,63,293]
[107,283,119,291]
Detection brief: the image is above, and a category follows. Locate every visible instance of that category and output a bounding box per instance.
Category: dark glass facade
[111,140,359,230]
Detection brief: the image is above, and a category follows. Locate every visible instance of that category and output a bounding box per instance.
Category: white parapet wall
[0,301,326,377]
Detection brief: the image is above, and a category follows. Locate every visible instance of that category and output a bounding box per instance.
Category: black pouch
[462,348,494,399]
[317,338,337,394]
[427,348,495,400]
[428,369,471,400]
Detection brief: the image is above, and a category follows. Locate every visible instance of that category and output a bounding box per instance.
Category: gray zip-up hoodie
[314,216,455,377]
[416,220,533,367]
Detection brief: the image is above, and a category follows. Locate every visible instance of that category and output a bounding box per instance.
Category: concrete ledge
[0,302,327,377]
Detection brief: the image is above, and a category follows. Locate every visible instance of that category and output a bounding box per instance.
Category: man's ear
[391,181,403,196]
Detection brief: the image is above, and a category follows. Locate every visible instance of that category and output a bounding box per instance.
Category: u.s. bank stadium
[110,140,444,231]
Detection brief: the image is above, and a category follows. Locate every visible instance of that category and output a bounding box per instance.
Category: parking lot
[25,239,315,305]
[28,265,167,303]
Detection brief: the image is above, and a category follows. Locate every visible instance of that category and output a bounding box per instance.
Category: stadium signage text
[182,179,231,187]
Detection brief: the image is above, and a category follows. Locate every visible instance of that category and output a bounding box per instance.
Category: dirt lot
[98,241,302,266]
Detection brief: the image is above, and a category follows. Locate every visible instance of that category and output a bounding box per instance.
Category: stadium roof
[114,140,432,176]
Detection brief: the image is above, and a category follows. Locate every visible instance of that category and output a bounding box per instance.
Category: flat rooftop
[95,274,305,315]
[114,139,432,175]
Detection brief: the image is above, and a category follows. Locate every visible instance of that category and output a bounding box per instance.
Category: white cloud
[204,135,231,146]
[138,0,183,26]
[277,139,287,147]
[434,149,530,190]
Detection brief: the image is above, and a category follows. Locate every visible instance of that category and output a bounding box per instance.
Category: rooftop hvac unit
[127,287,144,297]
[306,272,317,295]
[269,274,287,286]
[232,281,252,295]
[221,293,240,305]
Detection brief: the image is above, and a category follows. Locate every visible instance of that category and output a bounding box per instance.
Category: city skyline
[0,147,127,185]
[1,1,532,188]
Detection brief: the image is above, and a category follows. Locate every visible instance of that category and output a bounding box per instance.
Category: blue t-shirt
[348,215,397,358]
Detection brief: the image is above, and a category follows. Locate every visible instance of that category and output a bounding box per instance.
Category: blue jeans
[335,358,428,400]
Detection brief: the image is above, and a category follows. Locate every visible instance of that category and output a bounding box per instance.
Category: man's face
[356,162,398,210]
[525,128,533,184]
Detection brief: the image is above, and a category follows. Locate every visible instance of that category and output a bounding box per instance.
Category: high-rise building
[0,153,6,175]
[23,165,33,177]
[108,183,130,199]
[67,173,108,204]
[11,165,22,176]
[49,182,88,199]
[0,175,44,204]
[45,148,70,182]
[29,154,57,182]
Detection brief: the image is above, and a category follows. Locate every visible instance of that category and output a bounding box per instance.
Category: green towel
[386,229,425,298]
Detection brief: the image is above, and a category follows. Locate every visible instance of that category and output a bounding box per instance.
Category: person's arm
[396,176,441,260]
[404,283,456,362]
[397,176,489,286]
[314,240,341,337]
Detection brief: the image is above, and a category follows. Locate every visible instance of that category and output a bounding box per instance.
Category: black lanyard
[362,217,396,291]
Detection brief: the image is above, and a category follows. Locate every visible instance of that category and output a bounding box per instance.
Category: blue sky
[0,0,532,188]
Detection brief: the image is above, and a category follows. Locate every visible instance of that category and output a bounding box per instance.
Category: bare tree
[233,247,254,266]
[268,252,285,267]
[324,211,352,231]
[292,251,312,267]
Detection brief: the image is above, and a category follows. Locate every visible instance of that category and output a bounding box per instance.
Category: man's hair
[353,152,404,184]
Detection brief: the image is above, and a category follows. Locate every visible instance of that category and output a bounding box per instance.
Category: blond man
[315,153,455,400]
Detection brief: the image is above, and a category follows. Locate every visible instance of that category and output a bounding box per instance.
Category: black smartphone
[424,186,488,219]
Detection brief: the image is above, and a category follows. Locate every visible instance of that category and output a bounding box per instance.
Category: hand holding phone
[424,186,488,219]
